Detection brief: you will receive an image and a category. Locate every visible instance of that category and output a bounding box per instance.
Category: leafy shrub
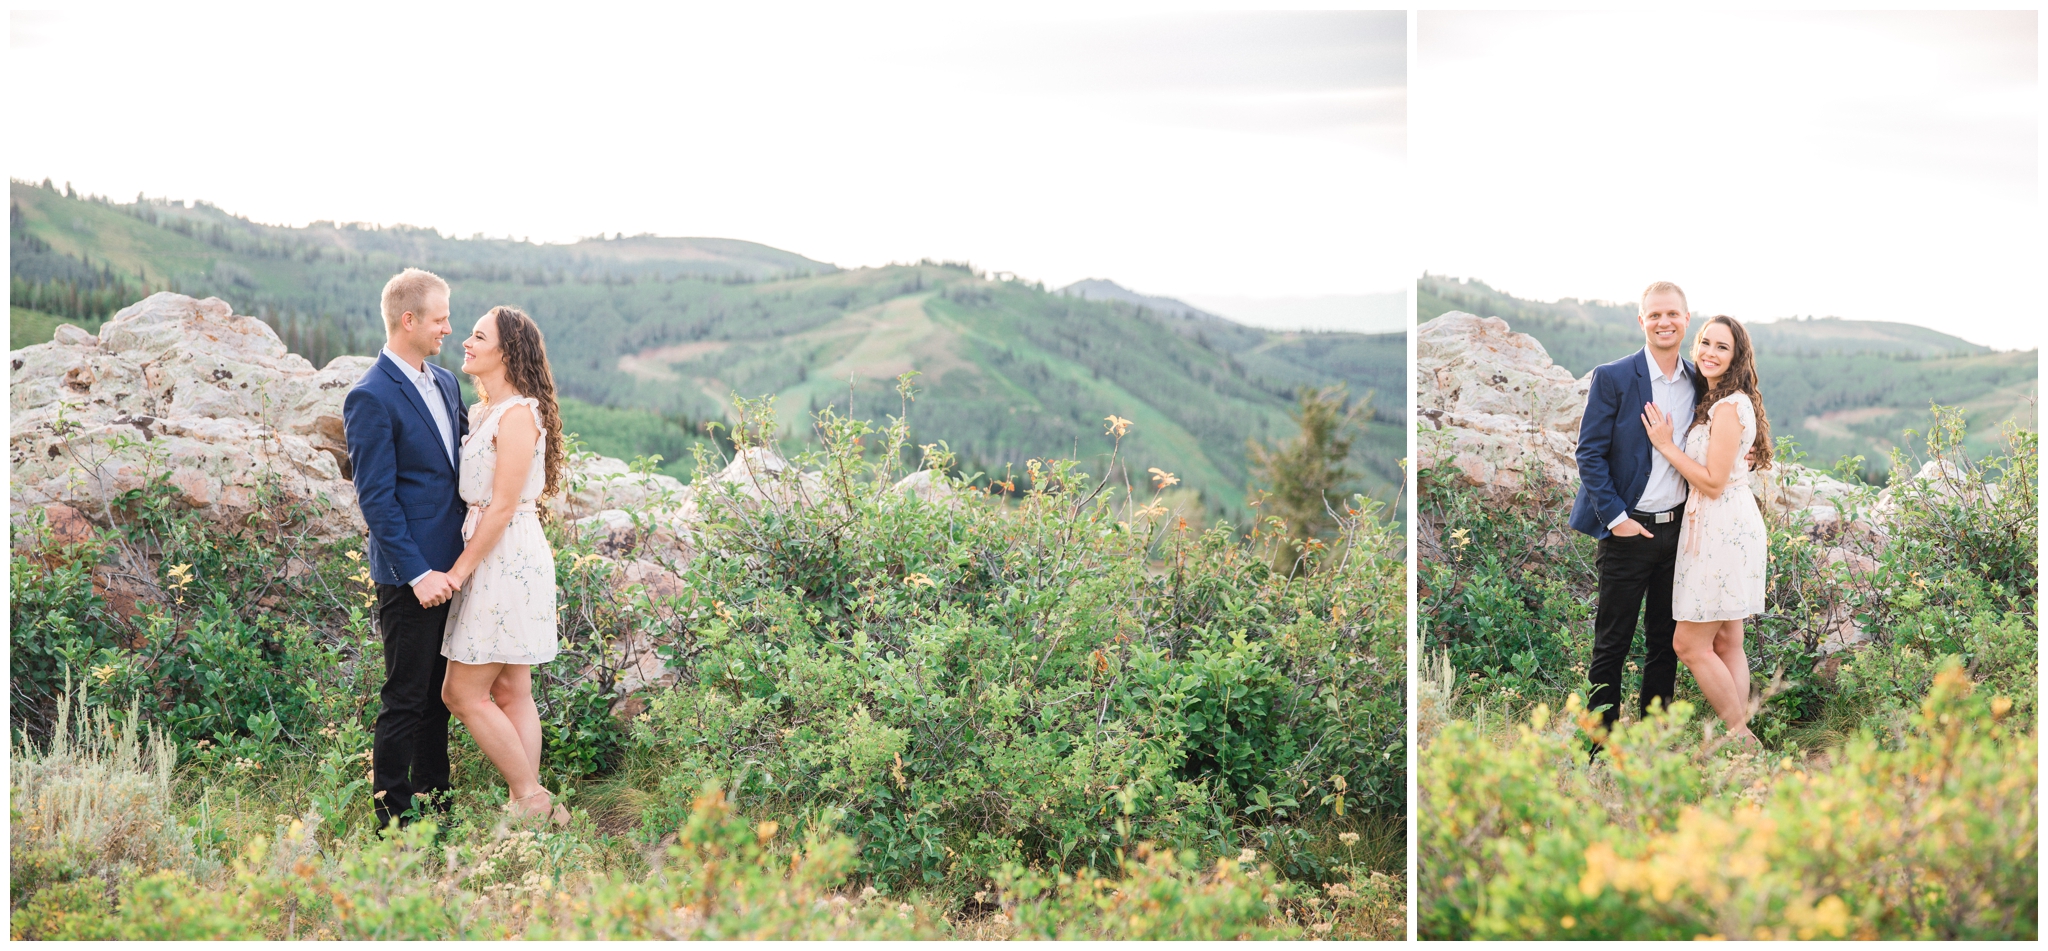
[997,844,1296,939]
[1420,664,2036,939]
[1417,466,1597,707]
[623,393,1405,895]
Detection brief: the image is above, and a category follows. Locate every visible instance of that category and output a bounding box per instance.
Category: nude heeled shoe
[509,789,571,828]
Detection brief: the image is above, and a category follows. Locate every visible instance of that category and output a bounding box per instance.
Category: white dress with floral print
[442,397,558,666]
[1672,391,1768,622]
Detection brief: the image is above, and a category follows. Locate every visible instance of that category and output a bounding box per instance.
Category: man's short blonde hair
[1640,281,1689,313]
[381,268,450,334]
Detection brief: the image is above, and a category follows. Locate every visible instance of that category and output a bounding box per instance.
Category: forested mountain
[9,179,1404,520]
[1420,274,2037,478]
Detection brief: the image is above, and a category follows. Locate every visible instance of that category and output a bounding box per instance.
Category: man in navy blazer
[1569,281,1704,748]
[343,267,469,829]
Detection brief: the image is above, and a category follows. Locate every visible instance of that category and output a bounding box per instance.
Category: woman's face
[460,311,502,376]
[1693,321,1736,381]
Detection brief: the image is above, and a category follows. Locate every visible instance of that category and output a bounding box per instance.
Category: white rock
[890,468,963,506]
[696,446,826,514]
[1749,464,1865,524]
[10,294,365,539]
[564,453,693,519]
[1414,312,1589,488]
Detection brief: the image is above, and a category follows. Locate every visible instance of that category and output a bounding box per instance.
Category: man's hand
[1745,447,1759,468]
[413,570,459,608]
[1610,517,1654,539]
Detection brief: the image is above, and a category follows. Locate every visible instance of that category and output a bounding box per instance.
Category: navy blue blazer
[1568,348,1702,540]
[343,352,469,585]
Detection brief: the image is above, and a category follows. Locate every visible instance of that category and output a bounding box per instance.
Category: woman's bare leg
[1712,620,1752,721]
[443,660,544,804]
[491,664,543,777]
[485,663,564,824]
[1672,619,1754,738]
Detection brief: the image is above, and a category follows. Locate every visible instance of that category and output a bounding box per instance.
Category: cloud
[8,7,1410,298]
[1415,10,2039,348]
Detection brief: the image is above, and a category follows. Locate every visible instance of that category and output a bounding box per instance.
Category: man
[343,268,468,828]
[1569,281,1700,751]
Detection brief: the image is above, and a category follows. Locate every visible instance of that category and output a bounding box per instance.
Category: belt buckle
[1654,510,1676,524]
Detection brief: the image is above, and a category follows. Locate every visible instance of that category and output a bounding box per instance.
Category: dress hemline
[441,651,557,667]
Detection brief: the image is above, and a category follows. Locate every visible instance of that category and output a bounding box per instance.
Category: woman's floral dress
[442,396,558,665]
[1673,391,1768,622]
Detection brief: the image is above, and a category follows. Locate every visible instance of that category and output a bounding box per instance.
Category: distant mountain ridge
[1418,274,2035,479]
[1058,278,1219,321]
[10,180,1406,520]
[1062,279,1406,335]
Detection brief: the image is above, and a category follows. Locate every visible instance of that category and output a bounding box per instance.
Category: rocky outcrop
[1415,312,1588,488]
[11,293,371,538]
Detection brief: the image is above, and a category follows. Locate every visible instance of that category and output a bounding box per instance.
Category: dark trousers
[1587,508,1684,742]
[373,582,453,828]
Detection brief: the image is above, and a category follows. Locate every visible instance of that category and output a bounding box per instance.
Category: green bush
[616,394,1403,897]
[1420,665,2036,939]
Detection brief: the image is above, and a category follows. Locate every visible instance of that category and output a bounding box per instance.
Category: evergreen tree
[1249,383,1365,577]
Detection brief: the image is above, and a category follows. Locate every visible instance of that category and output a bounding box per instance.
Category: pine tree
[1248,383,1366,577]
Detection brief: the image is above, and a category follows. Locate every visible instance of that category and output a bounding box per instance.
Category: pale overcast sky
[8,4,1407,306]
[1415,11,2039,350]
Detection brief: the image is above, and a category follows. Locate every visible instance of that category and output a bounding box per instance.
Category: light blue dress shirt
[1607,348,1695,528]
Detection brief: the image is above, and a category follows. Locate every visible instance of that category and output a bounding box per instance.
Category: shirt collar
[1644,348,1688,385]
[382,347,433,382]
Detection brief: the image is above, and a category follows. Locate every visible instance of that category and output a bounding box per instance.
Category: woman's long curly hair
[476,306,567,510]
[1694,314,1773,471]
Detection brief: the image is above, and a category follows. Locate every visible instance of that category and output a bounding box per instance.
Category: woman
[440,305,569,824]
[1642,315,1771,747]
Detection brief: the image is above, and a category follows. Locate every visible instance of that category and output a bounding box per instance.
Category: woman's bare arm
[449,405,539,586]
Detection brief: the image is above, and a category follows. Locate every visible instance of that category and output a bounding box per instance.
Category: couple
[341,268,570,828]
[1571,281,1772,751]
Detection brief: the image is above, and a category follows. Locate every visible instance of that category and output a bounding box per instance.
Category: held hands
[413,569,460,608]
[1640,402,1676,451]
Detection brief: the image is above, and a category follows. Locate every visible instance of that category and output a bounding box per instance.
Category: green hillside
[10,180,1404,521]
[1419,274,2037,479]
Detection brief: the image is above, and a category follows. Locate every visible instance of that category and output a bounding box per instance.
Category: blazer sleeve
[344,385,431,584]
[1574,365,1628,527]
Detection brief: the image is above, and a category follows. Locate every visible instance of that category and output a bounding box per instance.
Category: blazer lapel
[377,353,455,474]
[1627,347,1652,415]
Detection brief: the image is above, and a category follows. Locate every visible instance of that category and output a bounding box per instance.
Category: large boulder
[564,454,694,520]
[693,446,828,516]
[10,294,367,538]
[1415,312,1589,488]
[1749,463,1867,530]
[890,468,964,506]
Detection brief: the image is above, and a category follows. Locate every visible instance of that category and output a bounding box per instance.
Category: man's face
[401,290,453,355]
[1638,290,1690,353]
